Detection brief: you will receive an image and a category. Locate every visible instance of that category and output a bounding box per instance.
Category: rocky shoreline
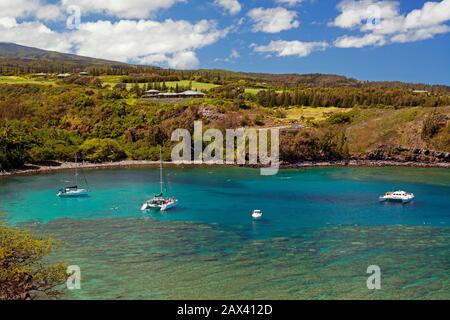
[279,160,450,169]
[1,159,449,177]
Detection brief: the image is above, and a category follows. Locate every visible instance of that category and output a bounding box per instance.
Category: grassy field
[0,76,56,85]
[245,88,263,94]
[1,75,268,95]
[285,106,354,122]
[346,106,450,155]
[99,76,219,91]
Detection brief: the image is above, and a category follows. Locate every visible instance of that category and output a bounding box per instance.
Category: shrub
[328,112,352,125]
[422,111,446,140]
[28,143,77,164]
[275,108,287,119]
[0,222,67,300]
[254,114,265,126]
[79,138,127,162]
[74,95,95,110]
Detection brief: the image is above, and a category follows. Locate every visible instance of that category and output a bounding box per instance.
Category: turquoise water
[0,166,449,299]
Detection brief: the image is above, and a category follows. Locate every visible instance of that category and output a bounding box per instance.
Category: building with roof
[57,73,71,78]
[143,89,161,97]
[142,90,206,99]
[180,90,206,98]
[32,73,48,78]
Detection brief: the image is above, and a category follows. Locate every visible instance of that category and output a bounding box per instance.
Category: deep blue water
[1,166,449,238]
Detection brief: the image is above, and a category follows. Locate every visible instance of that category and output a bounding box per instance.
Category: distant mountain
[0,42,125,65]
[0,42,134,75]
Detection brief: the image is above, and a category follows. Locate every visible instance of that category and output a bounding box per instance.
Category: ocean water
[0,166,449,299]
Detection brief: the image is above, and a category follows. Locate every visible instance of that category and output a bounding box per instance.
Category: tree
[0,222,67,300]
[79,138,127,162]
[0,121,35,169]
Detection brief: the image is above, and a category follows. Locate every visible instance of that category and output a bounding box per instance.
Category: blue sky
[1,0,450,84]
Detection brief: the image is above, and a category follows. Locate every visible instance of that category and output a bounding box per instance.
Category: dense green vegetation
[256,87,450,108]
[0,74,448,170]
[0,43,449,170]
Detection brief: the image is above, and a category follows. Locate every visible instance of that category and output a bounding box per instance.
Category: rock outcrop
[366,144,450,163]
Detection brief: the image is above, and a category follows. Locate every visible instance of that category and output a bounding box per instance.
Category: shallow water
[1,166,449,299]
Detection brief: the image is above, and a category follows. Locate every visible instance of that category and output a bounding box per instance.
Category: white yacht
[379,191,415,204]
[57,186,89,197]
[141,147,178,212]
[252,210,263,220]
[57,154,89,198]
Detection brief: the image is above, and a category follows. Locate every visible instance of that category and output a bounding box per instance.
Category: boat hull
[141,200,178,211]
[57,190,89,198]
[379,196,415,204]
[161,201,177,211]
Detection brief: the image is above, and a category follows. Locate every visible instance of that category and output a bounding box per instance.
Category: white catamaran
[141,147,178,212]
[379,190,415,204]
[57,154,89,197]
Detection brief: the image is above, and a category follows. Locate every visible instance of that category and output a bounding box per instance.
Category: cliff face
[365,145,450,163]
[345,107,450,163]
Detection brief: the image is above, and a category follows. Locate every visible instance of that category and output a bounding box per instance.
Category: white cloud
[275,0,303,6]
[248,7,300,33]
[61,0,186,19]
[36,4,63,21]
[253,40,328,57]
[334,33,386,48]
[391,24,450,43]
[331,0,399,29]
[167,51,199,69]
[214,49,240,62]
[0,19,72,52]
[215,0,242,15]
[0,0,62,20]
[404,0,450,30]
[0,0,39,18]
[331,0,450,47]
[230,49,240,59]
[0,18,227,69]
[0,17,18,28]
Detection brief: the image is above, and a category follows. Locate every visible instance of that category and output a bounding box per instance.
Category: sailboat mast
[160,146,163,194]
[75,153,78,186]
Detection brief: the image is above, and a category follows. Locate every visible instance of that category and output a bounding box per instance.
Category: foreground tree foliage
[0,222,66,300]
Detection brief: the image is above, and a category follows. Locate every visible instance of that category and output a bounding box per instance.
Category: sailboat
[57,154,89,197]
[141,147,178,211]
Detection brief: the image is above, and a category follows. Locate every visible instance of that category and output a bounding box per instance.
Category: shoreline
[1,159,449,177]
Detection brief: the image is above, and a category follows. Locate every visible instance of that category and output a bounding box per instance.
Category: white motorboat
[141,147,178,212]
[57,154,89,198]
[252,210,263,220]
[379,191,415,204]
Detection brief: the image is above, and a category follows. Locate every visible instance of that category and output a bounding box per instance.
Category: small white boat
[252,210,263,220]
[141,147,178,212]
[57,154,89,198]
[379,191,415,204]
[57,186,89,198]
